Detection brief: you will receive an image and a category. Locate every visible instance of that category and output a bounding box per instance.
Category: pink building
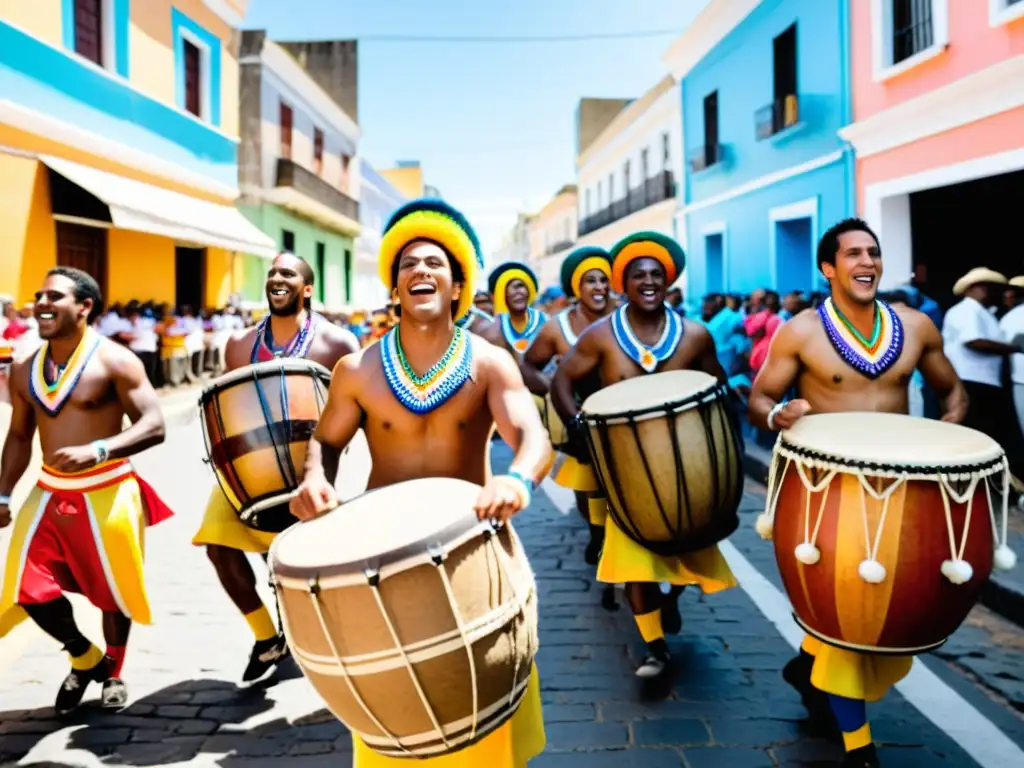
[840,0,1024,302]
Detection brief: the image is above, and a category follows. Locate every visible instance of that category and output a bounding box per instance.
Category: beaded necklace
[611,303,683,373]
[499,308,544,353]
[818,298,903,379]
[29,327,102,416]
[251,312,316,363]
[381,325,473,414]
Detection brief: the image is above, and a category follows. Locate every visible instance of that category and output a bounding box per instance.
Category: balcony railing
[755,94,800,139]
[545,239,574,256]
[578,170,675,238]
[276,158,359,221]
[688,144,723,173]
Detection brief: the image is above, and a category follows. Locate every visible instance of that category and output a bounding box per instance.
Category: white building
[353,160,408,309]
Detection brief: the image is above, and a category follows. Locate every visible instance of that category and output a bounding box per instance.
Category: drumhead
[581,370,720,421]
[781,412,1005,468]
[271,478,487,578]
[202,358,332,399]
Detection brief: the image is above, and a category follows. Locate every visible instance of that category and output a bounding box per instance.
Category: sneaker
[840,744,879,768]
[661,585,685,634]
[635,642,671,679]
[101,678,128,710]
[242,634,288,683]
[55,656,114,716]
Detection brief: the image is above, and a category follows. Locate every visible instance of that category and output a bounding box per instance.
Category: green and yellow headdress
[560,245,612,298]
[487,261,539,315]
[609,231,686,294]
[379,198,484,322]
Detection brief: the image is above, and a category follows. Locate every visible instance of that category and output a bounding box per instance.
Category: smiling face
[266,253,313,316]
[394,240,461,323]
[578,268,610,314]
[34,274,91,340]
[821,230,882,306]
[505,279,530,314]
[624,257,667,312]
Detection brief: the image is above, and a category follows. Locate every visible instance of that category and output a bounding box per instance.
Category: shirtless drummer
[749,218,968,768]
[0,267,173,714]
[290,197,551,766]
[552,232,738,678]
[192,252,358,683]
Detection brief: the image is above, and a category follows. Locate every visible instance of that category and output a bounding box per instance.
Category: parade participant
[192,252,358,684]
[525,246,614,569]
[749,218,967,768]
[0,267,172,715]
[457,303,497,336]
[288,197,550,766]
[551,232,738,678]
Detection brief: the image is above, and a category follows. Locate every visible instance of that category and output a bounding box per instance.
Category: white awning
[40,155,278,258]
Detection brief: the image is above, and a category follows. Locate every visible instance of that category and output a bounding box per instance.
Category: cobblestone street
[1,415,1023,767]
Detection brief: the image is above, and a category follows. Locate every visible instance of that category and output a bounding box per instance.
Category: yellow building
[526,184,577,289]
[0,0,276,310]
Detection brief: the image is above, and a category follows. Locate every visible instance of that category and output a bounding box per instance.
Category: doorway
[175,247,206,312]
[56,221,108,299]
[705,232,724,293]
[774,217,813,293]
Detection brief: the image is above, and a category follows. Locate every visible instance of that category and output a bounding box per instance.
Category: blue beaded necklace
[381,325,473,414]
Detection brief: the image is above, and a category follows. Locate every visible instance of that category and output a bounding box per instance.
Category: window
[661,133,670,167]
[313,128,324,175]
[641,147,649,179]
[623,159,631,191]
[703,91,719,151]
[282,229,295,252]
[608,173,614,202]
[757,23,799,137]
[773,25,797,102]
[315,242,326,303]
[73,0,104,66]
[598,181,603,209]
[585,189,591,216]
[872,0,948,81]
[990,0,1024,27]
[892,0,933,64]
[183,39,202,117]
[341,154,351,193]
[280,102,293,160]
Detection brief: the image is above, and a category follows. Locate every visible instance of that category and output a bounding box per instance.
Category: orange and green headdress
[379,198,484,322]
[488,261,539,315]
[560,245,612,298]
[608,231,686,294]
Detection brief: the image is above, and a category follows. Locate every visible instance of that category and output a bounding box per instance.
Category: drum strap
[610,303,683,373]
[251,312,317,363]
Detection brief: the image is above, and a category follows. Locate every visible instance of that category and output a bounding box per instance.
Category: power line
[356,29,683,43]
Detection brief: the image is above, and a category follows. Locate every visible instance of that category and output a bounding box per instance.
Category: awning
[40,155,278,258]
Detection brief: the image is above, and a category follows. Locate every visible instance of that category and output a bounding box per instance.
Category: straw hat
[1010,276,1024,289]
[953,267,1007,296]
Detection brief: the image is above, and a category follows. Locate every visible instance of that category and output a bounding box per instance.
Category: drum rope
[252,368,294,493]
[794,463,836,547]
[855,472,905,582]
[667,413,694,538]
[485,530,536,709]
[592,419,646,546]
[276,366,300,486]
[628,417,678,544]
[430,549,481,742]
[366,576,452,751]
[936,478,977,571]
[306,581,408,753]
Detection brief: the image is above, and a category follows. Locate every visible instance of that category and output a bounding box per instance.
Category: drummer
[290,197,551,767]
[749,217,967,768]
[192,252,359,684]
[480,261,551,395]
[551,232,738,678]
[524,246,615,571]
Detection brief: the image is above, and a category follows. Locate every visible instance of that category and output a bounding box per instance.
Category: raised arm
[915,313,968,423]
[0,362,37,527]
[748,320,808,431]
[550,325,602,425]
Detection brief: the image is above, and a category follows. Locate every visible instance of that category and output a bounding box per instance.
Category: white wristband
[0,495,10,506]
[767,402,786,432]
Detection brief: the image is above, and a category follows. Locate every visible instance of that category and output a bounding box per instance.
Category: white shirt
[999,304,1024,384]
[942,297,1003,387]
[128,317,159,354]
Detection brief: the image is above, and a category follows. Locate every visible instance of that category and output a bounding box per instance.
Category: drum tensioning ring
[792,613,947,656]
[199,360,332,533]
[582,381,745,557]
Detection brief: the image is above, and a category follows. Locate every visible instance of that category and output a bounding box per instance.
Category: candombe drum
[538,393,569,452]
[756,412,1018,654]
[199,358,331,532]
[580,370,744,554]
[269,478,538,758]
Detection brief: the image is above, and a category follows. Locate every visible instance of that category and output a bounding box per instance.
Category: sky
[243,0,711,256]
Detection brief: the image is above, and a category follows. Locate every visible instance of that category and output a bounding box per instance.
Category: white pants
[1014,383,1024,441]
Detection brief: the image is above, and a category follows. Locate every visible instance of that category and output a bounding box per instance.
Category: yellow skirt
[352,664,546,767]
[801,635,913,703]
[552,455,599,492]
[191,486,277,554]
[597,515,737,593]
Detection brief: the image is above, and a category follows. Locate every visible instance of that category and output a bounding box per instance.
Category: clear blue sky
[243,0,709,254]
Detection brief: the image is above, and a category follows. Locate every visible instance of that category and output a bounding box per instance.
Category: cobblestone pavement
[1,420,1023,767]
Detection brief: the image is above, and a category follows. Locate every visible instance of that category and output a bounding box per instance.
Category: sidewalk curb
[740,446,1024,629]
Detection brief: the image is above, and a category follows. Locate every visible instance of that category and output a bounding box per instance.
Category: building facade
[353,159,408,309]
[839,0,1024,304]
[666,0,855,303]
[526,185,577,289]
[237,32,361,311]
[492,212,534,273]
[0,0,276,309]
[574,78,683,290]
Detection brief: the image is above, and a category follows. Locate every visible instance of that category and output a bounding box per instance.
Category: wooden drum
[199,359,331,532]
[580,370,743,555]
[269,478,538,758]
[538,393,568,451]
[758,412,1019,655]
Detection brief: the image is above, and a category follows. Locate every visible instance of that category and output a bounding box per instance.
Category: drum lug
[427,544,446,566]
[363,567,381,587]
[307,577,321,596]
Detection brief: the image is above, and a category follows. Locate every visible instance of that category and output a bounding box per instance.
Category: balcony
[755,95,800,140]
[545,239,574,256]
[688,144,723,174]
[578,170,675,238]
[273,157,361,235]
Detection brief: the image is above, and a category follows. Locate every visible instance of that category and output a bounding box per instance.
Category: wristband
[767,402,786,432]
[0,495,10,506]
[507,470,534,509]
[91,439,110,464]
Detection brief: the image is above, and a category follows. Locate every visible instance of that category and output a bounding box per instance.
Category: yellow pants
[191,487,277,554]
[352,664,546,767]
[802,635,913,703]
[597,514,737,593]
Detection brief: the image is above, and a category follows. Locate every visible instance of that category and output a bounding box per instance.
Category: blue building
[353,159,408,307]
[664,0,854,302]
